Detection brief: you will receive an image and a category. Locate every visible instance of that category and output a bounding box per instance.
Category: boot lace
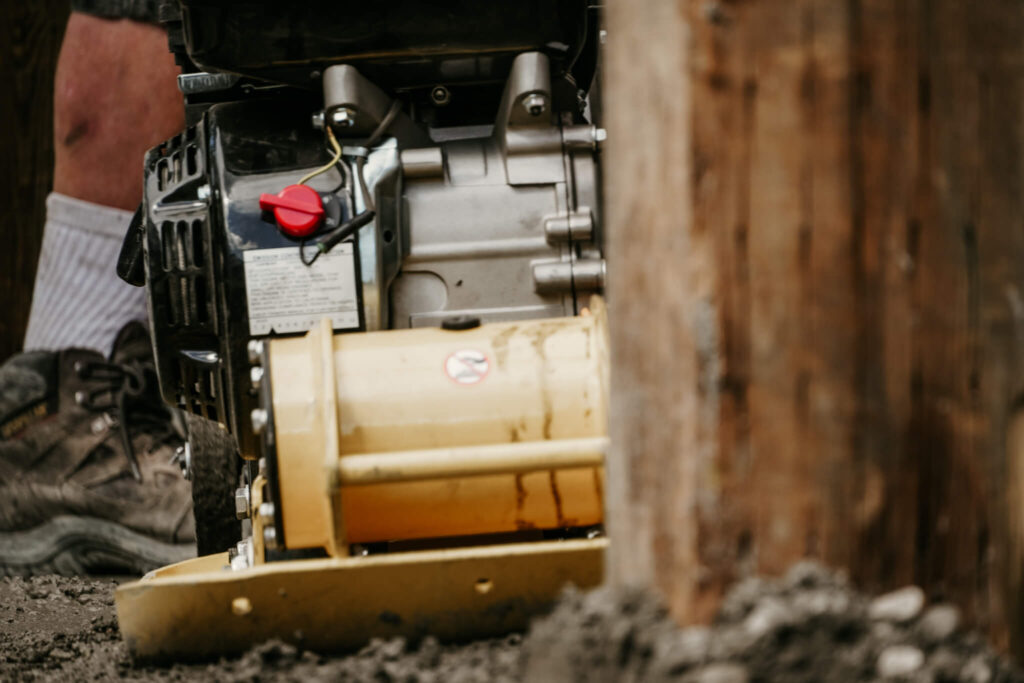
[73,359,178,482]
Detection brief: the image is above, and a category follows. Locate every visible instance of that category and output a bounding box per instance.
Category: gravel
[2,562,1021,682]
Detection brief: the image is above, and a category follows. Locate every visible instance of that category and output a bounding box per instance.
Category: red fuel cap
[259,185,325,238]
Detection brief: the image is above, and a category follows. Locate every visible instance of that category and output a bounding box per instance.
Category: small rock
[871,621,897,641]
[784,561,835,590]
[378,637,406,661]
[717,578,772,622]
[743,597,794,639]
[869,586,925,623]
[655,626,710,673]
[685,662,750,683]
[918,604,960,643]
[927,647,961,679]
[877,645,925,678]
[961,655,993,683]
[791,588,850,617]
[49,648,74,661]
[418,636,442,668]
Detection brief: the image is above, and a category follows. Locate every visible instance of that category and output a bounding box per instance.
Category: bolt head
[174,442,193,480]
[311,110,325,130]
[430,85,451,106]
[250,408,268,435]
[257,502,276,525]
[263,526,278,550]
[250,365,264,391]
[330,107,357,128]
[234,487,251,519]
[594,128,608,146]
[523,93,547,117]
[247,339,264,365]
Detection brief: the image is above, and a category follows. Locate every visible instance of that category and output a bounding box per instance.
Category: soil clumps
[2,563,1022,681]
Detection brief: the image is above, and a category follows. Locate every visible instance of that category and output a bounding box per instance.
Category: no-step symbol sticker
[444,349,490,385]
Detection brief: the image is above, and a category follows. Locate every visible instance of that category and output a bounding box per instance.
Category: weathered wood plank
[0,3,70,360]
[605,0,1024,651]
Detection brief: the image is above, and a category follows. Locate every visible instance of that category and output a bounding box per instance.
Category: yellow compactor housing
[263,301,609,556]
[116,302,610,659]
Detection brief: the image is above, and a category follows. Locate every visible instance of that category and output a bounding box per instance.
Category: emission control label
[243,245,359,335]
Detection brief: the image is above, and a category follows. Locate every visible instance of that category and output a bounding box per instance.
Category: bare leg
[25,13,185,353]
[53,12,184,211]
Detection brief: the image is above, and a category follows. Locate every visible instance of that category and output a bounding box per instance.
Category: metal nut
[173,442,193,480]
[330,107,357,128]
[263,526,278,551]
[257,502,275,525]
[250,408,268,435]
[430,85,451,106]
[234,487,251,519]
[523,93,546,117]
[250,366,264,391]
[247,339,264,365]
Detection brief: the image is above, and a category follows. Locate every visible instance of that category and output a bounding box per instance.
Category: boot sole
[0,515,196,577]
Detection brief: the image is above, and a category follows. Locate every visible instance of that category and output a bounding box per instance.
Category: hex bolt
[330,107,357,128]
[263,526,278,550]
[523,93,547,117]
[250,408,268,435]
[257,502,275,525]
[250,366,264,391]
[247,339,264,365]
[234,487,251,520]
[311,110,325,130]
[173,442,193,481]
[196,184,211,201]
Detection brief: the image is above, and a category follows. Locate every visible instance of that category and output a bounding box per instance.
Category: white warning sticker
[444,349,490,385]
[243,245,359,336]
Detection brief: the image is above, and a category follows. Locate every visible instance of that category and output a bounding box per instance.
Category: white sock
[23,192,149,356]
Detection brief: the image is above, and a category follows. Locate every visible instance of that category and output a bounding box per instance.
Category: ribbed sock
[23,193,148,356]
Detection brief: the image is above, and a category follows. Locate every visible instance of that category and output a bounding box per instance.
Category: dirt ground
[2,564,1022,682]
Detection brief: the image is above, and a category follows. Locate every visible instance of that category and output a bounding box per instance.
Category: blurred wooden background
[0,2,70,362]
[605,0,1024,655]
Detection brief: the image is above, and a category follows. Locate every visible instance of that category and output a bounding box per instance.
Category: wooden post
[0,2,69,359]
[604,0,1024,651]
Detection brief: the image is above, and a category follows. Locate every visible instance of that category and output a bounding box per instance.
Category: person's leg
[23,11,184,355]
[52,11,184,211]
[2,11,198,576]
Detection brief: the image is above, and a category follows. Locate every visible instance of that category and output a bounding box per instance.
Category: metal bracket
[494,52,565,185]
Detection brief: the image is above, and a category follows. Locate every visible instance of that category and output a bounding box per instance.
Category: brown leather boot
[0,322,195,575]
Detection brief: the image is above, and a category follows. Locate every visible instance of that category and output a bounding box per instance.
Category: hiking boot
[0,322,196,576]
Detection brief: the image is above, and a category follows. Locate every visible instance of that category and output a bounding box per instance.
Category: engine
[121,1,605,459]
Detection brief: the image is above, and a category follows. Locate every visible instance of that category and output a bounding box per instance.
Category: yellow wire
[297,125,343,186]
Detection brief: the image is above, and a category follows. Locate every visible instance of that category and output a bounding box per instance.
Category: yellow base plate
[116,538,606,661]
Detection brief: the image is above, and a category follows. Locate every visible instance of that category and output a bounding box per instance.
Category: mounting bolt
[330,107,357,128]
[250,366,264,391]
[173,442,193,480]
[250,408,268,435]
[235,487,251,519]
[523,93,547,117]
[311,110,325,130]
[594,128,608,148]
[430,85,451,106]
[263,526,278,551]
[247,339,264,365]
[257,502,275,525]
[196,184,211,201]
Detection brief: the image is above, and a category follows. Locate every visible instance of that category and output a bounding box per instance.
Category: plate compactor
[114,0,608,659]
